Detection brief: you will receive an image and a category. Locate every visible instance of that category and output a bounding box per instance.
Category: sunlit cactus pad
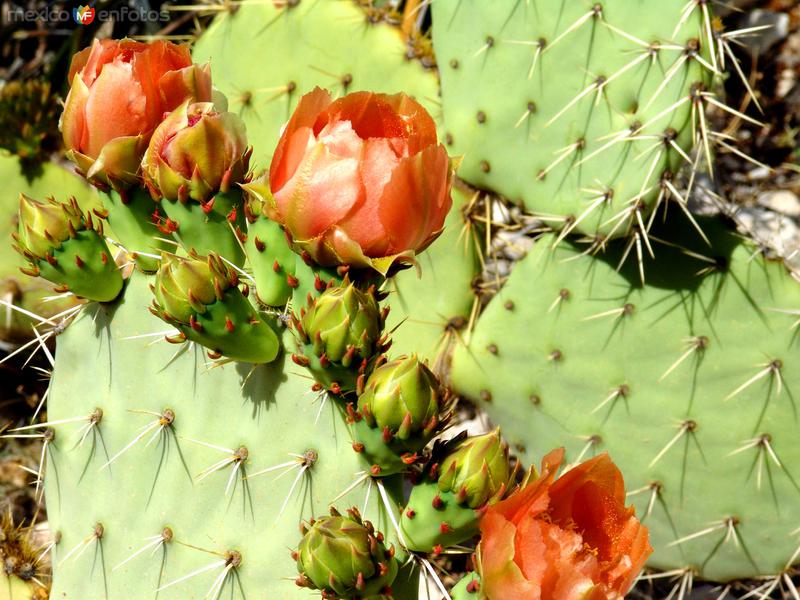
[44,274,417,599]
[450,216,800,580]
[385,184,481,365]
[432,0,711,237]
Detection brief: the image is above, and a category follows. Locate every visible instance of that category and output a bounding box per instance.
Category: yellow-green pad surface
[45,274,417,598]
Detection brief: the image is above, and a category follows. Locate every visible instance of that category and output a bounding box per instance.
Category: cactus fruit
[0,513,48,600]
[400,431,513,552]
[12,195,122,303]
[431,0,712,238]
[241,182,342,308]
[151,252,280,363]
[294,507,398,599]
[449,212,800,580]
[292,282,386,395]
[350,355,447,476]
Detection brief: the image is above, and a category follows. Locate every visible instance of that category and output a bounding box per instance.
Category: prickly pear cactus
[43,274,418,599]
[432,0,712,237]
[450,214,800,580]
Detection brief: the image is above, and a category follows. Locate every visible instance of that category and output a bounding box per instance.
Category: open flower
[61,39,212,184]
[478,449,651,600]
[142,101,249,202]
[264,87,453,273]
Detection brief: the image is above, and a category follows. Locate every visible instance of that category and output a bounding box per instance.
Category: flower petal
[61,73,90,154]
[337,137,403,256]
[83,60,149,158]
[270,87,332,192]
[273,136,364,240]
[158,63,213,112]
[479,514,536,600]
[86,135,146,183]
[377,144,453,255]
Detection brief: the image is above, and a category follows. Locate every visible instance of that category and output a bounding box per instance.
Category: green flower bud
[16,194,82,259]
[151,252,279,364]
[359,355,443,446]
[301,282,381,363]
[293,281,385,393]
[153,253,230,323]
[295,507,397,599]
[14,195,122,302]
[437,429,512,509]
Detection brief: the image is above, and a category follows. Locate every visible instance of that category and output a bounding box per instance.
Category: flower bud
[143,101,249,203]
[359,356,442,442]
[61,39,212,185]
[152,253,279,363]
[437,429,511,509]
[153,253,225,323]
[295,507,397,599]
[294,281,384,393]
[14,195,122,302]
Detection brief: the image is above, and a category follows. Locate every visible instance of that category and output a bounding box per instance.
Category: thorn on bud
[291,354,310,367]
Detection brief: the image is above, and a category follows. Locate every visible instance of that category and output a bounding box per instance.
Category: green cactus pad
[432,0,711,238]
[192,0,440,169]
[161,190,245,267]
[44,273,418,598]
[450,215,800,580]
[400,483,480,552]
[384,185,481,366]
[101,188,172,273]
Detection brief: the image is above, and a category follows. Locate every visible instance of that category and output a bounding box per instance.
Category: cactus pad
[432,0,712,238]
[44,274,417,598]
[450,215,800,580]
